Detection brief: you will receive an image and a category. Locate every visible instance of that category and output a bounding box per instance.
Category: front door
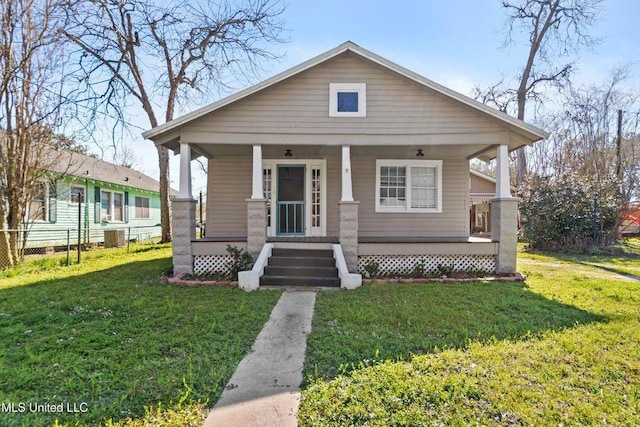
[277,165,305,235]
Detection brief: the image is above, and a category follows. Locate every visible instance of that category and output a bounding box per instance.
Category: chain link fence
[0,225,162,269]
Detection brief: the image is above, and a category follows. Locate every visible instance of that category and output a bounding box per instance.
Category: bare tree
[526,67,640,244]
[476,0,603,185]
[61,0,286,243]
[0,0,73,268]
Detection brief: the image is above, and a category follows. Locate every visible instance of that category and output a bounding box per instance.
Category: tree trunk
[157,144,172,243]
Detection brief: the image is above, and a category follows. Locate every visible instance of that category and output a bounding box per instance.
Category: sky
[118,0,640,193]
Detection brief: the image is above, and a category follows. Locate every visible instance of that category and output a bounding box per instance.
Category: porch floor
[359,236,492,243]
[194,236,492,243]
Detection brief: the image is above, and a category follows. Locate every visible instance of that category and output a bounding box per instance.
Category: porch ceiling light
[285,149,293,157]
[416,149,424,157]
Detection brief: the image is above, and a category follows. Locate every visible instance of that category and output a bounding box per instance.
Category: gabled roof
[49,150,164,194]
[143,41,548,149]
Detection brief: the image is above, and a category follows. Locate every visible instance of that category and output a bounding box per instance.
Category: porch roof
[143,41,548,162]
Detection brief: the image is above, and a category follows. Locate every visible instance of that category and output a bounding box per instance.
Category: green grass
[299,241,640,426]
[0,244,282,427]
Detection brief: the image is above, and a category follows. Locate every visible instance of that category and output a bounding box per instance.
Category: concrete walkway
[203,290,317,427]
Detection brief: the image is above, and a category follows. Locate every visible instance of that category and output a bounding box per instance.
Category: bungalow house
[23,151,164,249]
[143,41,548,290]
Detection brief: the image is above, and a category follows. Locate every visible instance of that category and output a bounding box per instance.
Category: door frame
[263,159,327,237]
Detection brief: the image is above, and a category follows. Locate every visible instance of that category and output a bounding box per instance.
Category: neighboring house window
[70,186,85,204]
[329,83,366,117]
[134,196,150,219]
[28,180,56,222]
[101,190,124,222]
[375,159,442,213]
[29,182,49,222]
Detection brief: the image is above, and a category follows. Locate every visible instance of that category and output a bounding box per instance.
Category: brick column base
[491,198,519,274]
[339,201,359,273]
[246,199,267,260]
[172,198,197,276]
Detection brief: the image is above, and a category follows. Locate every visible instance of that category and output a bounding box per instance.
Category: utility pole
[616,109,623,181]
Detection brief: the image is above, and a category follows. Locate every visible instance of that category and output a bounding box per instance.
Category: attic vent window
[329,83,366,117]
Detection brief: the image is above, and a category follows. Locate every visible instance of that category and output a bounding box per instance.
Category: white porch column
[495,144,511,198]
[341,145,354,202]
[178,142,193,199]
[251,145,263,199]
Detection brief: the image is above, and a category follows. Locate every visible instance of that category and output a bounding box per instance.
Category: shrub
[363,260,379,278]
[225,245,253,280]
[520,174,620,252]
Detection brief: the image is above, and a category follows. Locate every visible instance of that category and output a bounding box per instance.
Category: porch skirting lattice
[358,254,495,276]
[194,255,232,274]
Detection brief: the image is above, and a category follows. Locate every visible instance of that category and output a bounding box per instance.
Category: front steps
[260,248,340,287]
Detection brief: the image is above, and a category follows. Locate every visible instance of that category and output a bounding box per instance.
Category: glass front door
[276,166,305,235]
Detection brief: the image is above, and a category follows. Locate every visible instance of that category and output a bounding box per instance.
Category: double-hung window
[134,196,150,219]
[101,190,124,222]
[70,186,85,204]
[375,159,442,213]
[29,182,49,221]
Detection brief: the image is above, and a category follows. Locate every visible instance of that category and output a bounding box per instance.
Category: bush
[520,174,620,252]
[225,245,253,280]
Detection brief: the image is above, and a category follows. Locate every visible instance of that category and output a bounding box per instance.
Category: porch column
[247,144,267,259]
[178,142,193,199]
[173,142,196,276]
[492,144,518,274]
[339,145,358,272]
[495,144,511,199]
[341,145,354,202]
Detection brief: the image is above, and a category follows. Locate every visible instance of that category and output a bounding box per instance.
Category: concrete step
[271,248,334,258]
[259,275,341,287]
[268,256,336,267]
[264,265,339,277]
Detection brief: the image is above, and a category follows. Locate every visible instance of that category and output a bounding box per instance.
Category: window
[263,168,272,227]
[100,190,124,222]
[375,159,442,213]
[134,196,150,219]
[29,182,49,221]
[70,186,85,204]
[329,83,366,117]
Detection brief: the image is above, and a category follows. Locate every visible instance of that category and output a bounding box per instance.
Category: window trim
[100,190,125,223]
[329,83,366,117]
[133,196,150,219]
[375,159,443,213]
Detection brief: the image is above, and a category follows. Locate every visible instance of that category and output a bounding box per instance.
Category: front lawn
[299,243,640,426]
[0,244,282,426]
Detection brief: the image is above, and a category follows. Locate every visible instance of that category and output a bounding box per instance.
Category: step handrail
[238,243,273,291]
[332,244,362,290]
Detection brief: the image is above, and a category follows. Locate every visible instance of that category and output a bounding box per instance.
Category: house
[24,151,164,249]
[469,169,517,235]
[142,41,548,290]
[620,202,640,235]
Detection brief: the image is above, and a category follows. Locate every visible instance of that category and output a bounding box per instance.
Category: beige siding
[206,157,251,237]
[181,52,506,142]
[206,147,470,239]
[206,148,343,238]
[470,173,496,194]
[352,149,470,238]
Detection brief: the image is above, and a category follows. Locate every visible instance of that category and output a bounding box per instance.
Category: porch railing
[277,201,304,235]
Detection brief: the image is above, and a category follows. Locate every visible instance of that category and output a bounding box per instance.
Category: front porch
[172,142,518,290]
